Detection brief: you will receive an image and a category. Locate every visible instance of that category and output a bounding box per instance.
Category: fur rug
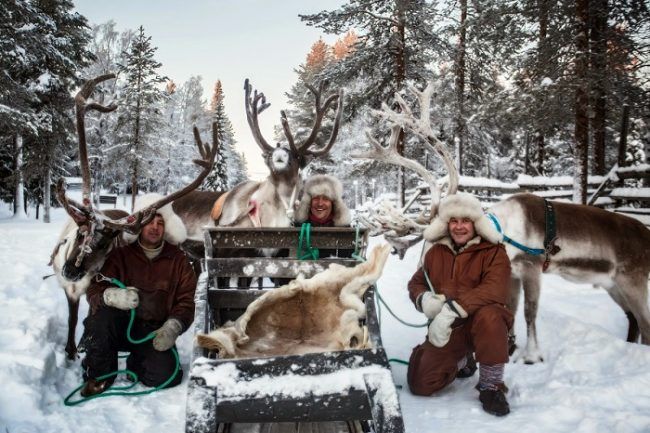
[196,244,391,358]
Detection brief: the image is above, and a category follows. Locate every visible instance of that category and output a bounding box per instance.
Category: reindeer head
[54,74,218,283]
[245,79,343,183]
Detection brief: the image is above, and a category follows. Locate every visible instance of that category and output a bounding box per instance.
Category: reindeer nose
[62,263,85,282]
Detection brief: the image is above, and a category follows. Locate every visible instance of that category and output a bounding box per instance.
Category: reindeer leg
[606,287,640,342]
[521,263,544,364]
[611,274,650,345]
[507,276,522,356]
[626,312,640,343]
[65,296,80,360]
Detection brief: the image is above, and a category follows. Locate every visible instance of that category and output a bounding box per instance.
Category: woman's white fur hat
[122,193,188,245]
[295,175,351,226]
[423,192,502,244]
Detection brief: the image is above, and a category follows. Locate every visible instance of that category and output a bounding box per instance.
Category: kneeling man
[407,192,513,416]
[79,194,197,396]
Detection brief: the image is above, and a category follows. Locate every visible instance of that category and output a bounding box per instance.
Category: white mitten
[103,286,139,310]
[153,318,183,351]
[419,292,447,319]
[428,300,468,347]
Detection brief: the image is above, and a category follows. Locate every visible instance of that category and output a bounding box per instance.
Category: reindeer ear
[70,209,89,225]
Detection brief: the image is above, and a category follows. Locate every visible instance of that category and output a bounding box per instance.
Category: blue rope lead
[487,213,545,256]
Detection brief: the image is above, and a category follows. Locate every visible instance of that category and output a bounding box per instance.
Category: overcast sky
[73,0,343,180]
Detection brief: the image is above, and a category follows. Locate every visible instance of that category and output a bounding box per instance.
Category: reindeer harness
[487,198,561,271]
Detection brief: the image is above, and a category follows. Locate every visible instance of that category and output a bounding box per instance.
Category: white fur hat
[122,193,187,245]
[423,192,502,244]
[295,175,351,226]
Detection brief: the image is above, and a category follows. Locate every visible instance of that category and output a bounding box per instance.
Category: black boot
[80,378,110,397]
[478,386,510,416]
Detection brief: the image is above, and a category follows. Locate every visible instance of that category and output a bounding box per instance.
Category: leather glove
[153,318,183,351]
[428,300,468,348]
[418,292,447,319]
[103,286,139,310]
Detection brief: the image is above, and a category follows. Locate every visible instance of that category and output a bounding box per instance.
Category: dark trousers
[407,304,513,396]
[80,306,182,388]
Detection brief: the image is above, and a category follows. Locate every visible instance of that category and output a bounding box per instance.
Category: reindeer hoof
[522,353,544,364]
[65,347,78,361]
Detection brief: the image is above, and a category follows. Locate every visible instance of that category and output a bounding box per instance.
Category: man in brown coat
[79,194,197,397]
[407,192,513,416]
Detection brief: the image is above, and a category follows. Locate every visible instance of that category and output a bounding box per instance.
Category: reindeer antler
[102,123,219,234]
[374,83,459,198]
[57,74,117,223]
[75,74,118,208]
[353,83,460,255]
[244,78,273,153]
[280,81,344,160]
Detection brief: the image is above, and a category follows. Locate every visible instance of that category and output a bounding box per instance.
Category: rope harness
[64,276,180,406]
[487,198,561,271]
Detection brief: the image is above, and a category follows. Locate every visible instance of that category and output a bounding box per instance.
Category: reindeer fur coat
[86,242,197,330]
[410,192,511,315]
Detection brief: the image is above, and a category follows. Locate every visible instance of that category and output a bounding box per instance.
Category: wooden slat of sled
[206,257,358,278]
[207,227,367,251]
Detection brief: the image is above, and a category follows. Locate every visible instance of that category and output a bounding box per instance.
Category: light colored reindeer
[50,74,217,359]
[355,83,650,364]
[172,79,343,258]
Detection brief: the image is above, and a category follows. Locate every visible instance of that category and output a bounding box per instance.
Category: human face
[310,195,333,221]
[448,217,476,247]
[139,214,165,248]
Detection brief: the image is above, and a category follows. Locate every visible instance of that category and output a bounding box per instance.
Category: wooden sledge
[185,227,404,433]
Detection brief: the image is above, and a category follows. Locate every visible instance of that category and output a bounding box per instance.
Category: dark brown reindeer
[50,74,217,359]
[172,79,343,268]
[356,83,650,364]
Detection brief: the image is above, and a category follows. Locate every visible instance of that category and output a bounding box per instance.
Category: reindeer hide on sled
[196,244,391,358]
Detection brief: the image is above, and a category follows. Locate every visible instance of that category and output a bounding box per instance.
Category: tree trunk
[590,0,608,174]
[13,134,27,218]
[573,0,590,204]
[535,0,549,175]
[535,130,545,175]
[393,1,407,207]
[617,104,630,168]
[454,0,468,175]
[524,132,530,175]
[44,166,51,223]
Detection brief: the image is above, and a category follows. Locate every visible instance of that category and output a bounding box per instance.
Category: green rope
[351,223,365,262]
[297,223,319,260]
[64,277,180,406]
[375,287,429,328]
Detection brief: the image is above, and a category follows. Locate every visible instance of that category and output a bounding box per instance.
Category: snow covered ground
[1,202,649,433]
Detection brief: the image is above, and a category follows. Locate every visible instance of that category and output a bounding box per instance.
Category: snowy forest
[2,0,649,217]
[2,1,248,219]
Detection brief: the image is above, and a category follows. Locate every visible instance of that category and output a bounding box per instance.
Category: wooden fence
[365,164,650,227]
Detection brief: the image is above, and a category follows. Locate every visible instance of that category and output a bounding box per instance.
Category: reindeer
[172,79,343,269]
[51,74,217,359]
[355,82,650,364]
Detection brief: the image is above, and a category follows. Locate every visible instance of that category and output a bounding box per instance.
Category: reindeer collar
[487,199,561,271]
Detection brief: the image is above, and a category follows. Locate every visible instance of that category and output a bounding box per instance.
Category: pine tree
[300,0,438,205]
[204,80,247,190]
[204,80,230,191]
[1,0,93,219]
[115,25,167,210]
[333,30,358,60]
